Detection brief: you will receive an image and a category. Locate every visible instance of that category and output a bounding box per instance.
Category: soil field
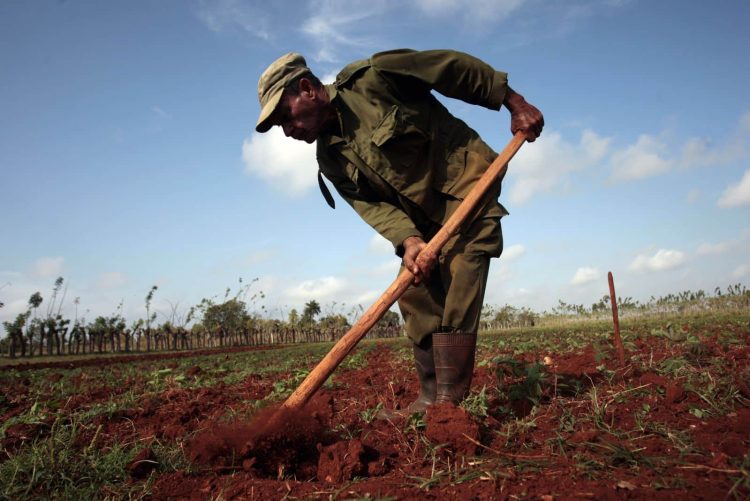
[1,313,748,499]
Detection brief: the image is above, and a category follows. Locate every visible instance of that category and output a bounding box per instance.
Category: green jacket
[316,49,510,256]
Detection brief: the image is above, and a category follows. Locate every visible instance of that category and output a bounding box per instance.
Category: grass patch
[0,416,144,499]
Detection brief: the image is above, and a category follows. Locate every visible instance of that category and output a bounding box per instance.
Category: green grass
[0,416,142,499]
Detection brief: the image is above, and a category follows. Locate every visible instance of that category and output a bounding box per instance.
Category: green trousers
[397,214,503,344]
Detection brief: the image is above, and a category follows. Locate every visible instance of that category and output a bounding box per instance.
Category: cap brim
[255,87,284,133]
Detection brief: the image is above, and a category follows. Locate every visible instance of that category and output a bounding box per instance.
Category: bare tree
[144,286,158,352]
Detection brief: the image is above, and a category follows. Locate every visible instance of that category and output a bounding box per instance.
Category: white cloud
[695,241,731,256]
[502,244,525,261]
[609,134,673,181]
[33,257,64,278]
[284,276,346,301]
[353,290,380,305]
[414,0,525,24]
[680,136,744,168]
[629,249,686,272]
[2,299,29,319]
[571,266,600,285]
[152,106,171,119]
[368,234,394,255]
[320,71,338,85]
[509,129,611,204]
[195,0,270,39]
[302,1,383,62]
[609,112,749,182]
[717,169,750,208]
[732,264,750,279]
[242,129,318,196]
[492,263,512,282]
[96,272,128,289]
[370,260,400,277]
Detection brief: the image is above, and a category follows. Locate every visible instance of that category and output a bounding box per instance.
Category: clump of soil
[425,403,480,457]
[317,439,367,483]
[187,396,334,478]
[150,471,206,500]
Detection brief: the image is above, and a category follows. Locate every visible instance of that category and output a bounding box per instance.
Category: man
[255,49,543,417]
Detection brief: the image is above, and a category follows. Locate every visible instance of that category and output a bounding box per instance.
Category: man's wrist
[503,87,526,113]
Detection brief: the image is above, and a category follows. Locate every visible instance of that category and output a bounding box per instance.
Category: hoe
[267,131,528,428]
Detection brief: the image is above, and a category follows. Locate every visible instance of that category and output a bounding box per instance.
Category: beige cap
[255,52,310,133]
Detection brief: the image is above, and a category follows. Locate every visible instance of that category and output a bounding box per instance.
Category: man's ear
[298,78,315,98]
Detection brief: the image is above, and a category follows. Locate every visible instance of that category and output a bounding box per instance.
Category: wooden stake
[608,271,626,367]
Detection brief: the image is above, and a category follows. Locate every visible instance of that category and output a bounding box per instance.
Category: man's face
[274,80,328,144]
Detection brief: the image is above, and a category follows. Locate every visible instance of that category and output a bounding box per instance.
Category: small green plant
[494,358,547,408]
[360,402,383,424]
[405,411,426,434]
[460,385,489,418]
[265,368,311,401]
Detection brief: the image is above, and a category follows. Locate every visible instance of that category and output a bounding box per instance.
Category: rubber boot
[377,337,436,419]
[433,331,477,404]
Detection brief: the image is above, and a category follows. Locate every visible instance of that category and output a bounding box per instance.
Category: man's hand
[504,87,544,142]
[402,236,437,284]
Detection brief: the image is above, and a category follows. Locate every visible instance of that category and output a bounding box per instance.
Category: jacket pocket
[432,146,467,197]
[370,106,428,167]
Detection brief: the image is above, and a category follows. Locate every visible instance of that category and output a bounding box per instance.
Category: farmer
[255,49,543,417]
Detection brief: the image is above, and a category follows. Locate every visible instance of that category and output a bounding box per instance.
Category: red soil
[425,403,481,457]
[2,327,749,499]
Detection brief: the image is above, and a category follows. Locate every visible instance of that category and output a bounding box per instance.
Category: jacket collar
[319,84,347,148]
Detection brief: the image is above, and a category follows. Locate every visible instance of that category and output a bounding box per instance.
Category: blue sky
[1,0,749,330]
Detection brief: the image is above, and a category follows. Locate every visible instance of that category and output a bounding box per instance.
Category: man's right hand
[402,236,436,284]
[503,87,544,142]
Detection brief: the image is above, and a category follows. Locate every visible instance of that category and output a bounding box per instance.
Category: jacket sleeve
[370,49,508,111]
[317,151,423,256]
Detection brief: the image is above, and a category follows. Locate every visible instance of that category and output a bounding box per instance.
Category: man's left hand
[504,87,544,142]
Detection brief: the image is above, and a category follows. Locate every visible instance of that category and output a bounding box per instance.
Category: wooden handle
[280,132,527,411]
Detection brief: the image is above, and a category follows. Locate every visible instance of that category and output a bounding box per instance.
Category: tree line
[480,283,750,330]
[3,278,747,359]
[1,278,402,359]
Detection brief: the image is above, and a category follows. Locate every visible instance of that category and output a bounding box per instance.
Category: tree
[373,310,401,338]
[202,299,248,347]
[301,300,321,325]
[3,313,29,358]
[318,314,350,341]
[288,308,299,326]
[144,285,158,351]
[28,292,43,356]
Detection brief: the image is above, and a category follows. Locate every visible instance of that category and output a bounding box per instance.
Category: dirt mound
[551,345,602,378]
[317,439,367,483]
[692,407,750,458]
[425,403,480,457]
[187,396,334,479]
[150,471,208,500]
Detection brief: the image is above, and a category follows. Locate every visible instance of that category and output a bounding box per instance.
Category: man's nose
[282,123,293,137]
